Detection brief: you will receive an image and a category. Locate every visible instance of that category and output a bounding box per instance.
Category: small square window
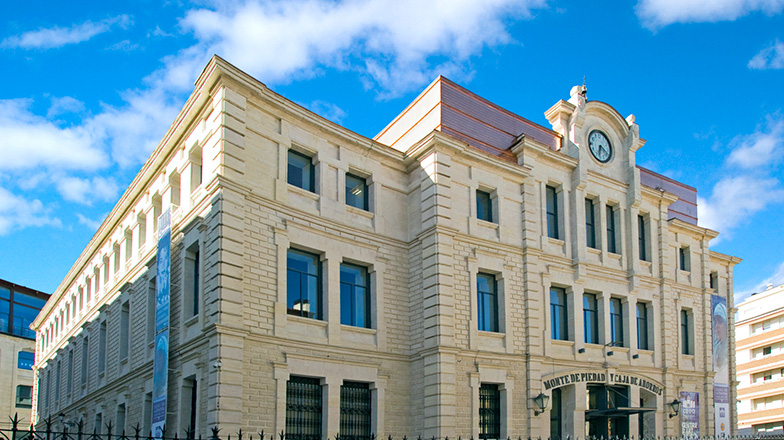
[288,149,315,192]
[477,190,494,223]
[16,385,32,408]
[345,173,369,211]
[763,346,772,356]
[18,351,34,370]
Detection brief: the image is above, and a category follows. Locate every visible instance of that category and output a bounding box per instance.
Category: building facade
[736,283,784,435]
[1,278,49,421]
[31,56,739,439]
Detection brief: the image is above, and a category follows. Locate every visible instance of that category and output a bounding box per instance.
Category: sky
[1,0,783,304]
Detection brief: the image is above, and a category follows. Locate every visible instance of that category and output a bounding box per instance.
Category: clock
[588,130,612,163]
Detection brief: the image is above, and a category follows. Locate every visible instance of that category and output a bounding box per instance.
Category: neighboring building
[31,56,740,439]
[1,278,49,421]
[736,283,784,435]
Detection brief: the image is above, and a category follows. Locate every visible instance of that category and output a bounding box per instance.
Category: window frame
[606,205,618,254]
[477,189,494,223]
[681,309,693,355]
[18,350,34,370]
[583,293,599,344]
[16,385,33,409]
[477,273,500,333]
[286,376,323,440]
[636,302,650,351]
[287,149,316,193]
[340,262,371,328]
[550,287,568,341]
[546,185,560,240]
[638,214,649,262]
[479,383,501,440]
[287,249,323,320]
[610,297,624,346]
[679,246,690,271]
[345,172,369,211]
[585,198,597,249]
[340,381,372,440]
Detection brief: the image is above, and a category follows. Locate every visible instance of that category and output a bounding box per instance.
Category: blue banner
[680,391,699,437]
[152,209,171,440]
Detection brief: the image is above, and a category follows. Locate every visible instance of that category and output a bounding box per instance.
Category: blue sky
[1,0,783,303]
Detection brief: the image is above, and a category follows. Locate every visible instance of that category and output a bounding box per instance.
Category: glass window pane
[15,292,47,309]
[0,298,9,333]
[18,351,35,370]
[346,173,368,210]
[0,287,10,300]
[477,190,493,222]
[288,150,314,192]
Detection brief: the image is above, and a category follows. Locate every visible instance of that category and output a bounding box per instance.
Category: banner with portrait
[152,208,171,440]
[712,295,730,437]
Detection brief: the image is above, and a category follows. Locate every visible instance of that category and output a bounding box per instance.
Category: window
[546,186,560,239]
[550,287,568,341]
[287,249,322,320]
[143,392,153,437]
[679,246,690,271]
[585,199,596,249]
[681,309,692,355]
[638,215,649,261]
[94,413,103,435]
[710,272,718,290]
[67,350,73,396]
[583,294,598,344]
[346,173,369,211]
[477,190,494,223]
[636,303,649,350]
[288,149,315,192]
[98,321,107,374]
[115,403,126,435]
[185,244,200,318]
[479,384,501,440]
[55,361,61,404]
[340,263,370,328]
[763,346,772,356]
[18,351,34,370]
[606,205,618,254]
[286,376,322,440]
[37,375,46,415]
[119,302,130,361]
[477,273,499,332]
[181,376,197,433]
[81,338,89,387]
[610,298,624,346]
[550,388,562,440]
[0,284,47,339]
[16,385,32,408]
[340,381,372,440]
[147,279,156,343]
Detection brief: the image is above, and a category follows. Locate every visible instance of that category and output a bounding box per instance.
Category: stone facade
[31,56,739,439]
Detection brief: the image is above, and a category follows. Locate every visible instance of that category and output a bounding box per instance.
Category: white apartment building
[31,56,739,439]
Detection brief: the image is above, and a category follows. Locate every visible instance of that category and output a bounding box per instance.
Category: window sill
[551,339,574,346]
[477,218,498,228]
[184,314,199,326]
[346,204,373,218]
[587,247,601,255]
[478,330,504,337]
[288,314,328,327]
[119,356,128,365]
[288,184,319,201]
[547,237,565,245]
[340,324,376,334]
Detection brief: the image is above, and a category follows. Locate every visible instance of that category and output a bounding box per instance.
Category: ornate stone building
[31,56,739,439]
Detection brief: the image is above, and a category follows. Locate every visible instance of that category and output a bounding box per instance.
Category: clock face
[588,130,612,163]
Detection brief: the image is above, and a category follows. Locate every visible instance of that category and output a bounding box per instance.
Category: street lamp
[533,393,550,416]
[668,399,681,418]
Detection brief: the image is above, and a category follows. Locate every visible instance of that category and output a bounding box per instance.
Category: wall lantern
[668,399,681,418]
[533,393,550,416]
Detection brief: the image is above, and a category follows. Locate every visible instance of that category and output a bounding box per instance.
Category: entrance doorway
[585,385,657,439]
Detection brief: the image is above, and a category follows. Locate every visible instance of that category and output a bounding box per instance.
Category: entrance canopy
[586,407,658,418]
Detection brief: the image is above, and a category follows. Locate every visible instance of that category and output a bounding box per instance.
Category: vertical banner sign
[712,295,730,437]
[152,209,171,440]
[680,391,700,437]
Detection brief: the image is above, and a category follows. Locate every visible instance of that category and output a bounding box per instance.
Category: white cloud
[636,0,784,28]
[0,187,61,235]
[727,116,784,168]
[304,100,347,123]
[47,96,86,118]
[0,99,107,171]
[76,213,105,231]
[56,176,120,205]
[749,39,784,69]
[1,15,131,49]
[178,0,546,96]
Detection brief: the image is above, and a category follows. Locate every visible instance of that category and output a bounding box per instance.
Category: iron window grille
[550,287,568,341]
[583,294,598,344]
[340,381,372,440]
[585,199,596,249]
[286,376,323,440]
[288,149,315,192]
[477,190,494,223]
[610,298,624,346]
[477,273,499,332]
[546,186,559,239]
[479,384,501,440]
[346,173,369,211]
[287,249,322,320]
[340,263,371,328]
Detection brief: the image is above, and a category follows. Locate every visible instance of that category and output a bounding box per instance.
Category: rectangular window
[181,377,197,433]
[477,273,499,333]
[286,376,322,440]
[636,303,649,350]
[340,263,370,328]
[55,361,61,404]
[18,351,34,370]
[81,338,89,387]
[679,246,690,271]
[585,199,596,249]
[119,302,130,361]
[606,205,618,254]
[638,215,649,261]
[477,190,494,223]
[346,173,369,211]
[546,185,560,239]
[340,382,372,440]
[583,293,598,344]
[710,272,718,290]
[67,350,73,395]
[550,388,562,440]
[143,392,153,437]
[185,245,200,319]
[94,413,103,435]
[763,346,772,356]
[16,385,33,408]
[288,149,315,192]
[0,286,47,339]
[147,279,156,343]
[98,321,107,374]
[287,249,322,320]
[479,384,501,440]
[115,403,126,435]
[550,287,568,341]
[681,309,692,355]
[610,298,624,346]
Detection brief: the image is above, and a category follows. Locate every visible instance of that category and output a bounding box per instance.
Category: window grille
[286,376,322,440]
[479,384,501,439]
[340,381,372,440]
